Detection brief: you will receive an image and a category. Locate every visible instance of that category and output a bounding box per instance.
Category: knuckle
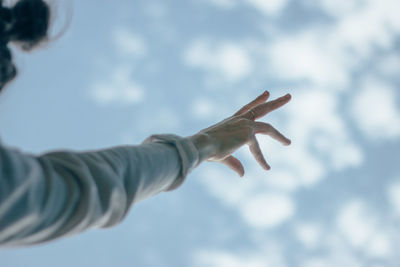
[237,118,251,124]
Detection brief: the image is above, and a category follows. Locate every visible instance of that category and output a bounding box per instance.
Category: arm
[0,91,292,248]
[0,134,199,247]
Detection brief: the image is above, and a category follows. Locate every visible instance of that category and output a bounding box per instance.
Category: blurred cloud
[308,0,368,18]
[184,39,253,83]
[144,1,168,19]
[89,27,149,106]
[295,222,322,249]
[90,65,145,106]
[192,97,218,120]
[333,0,400,53]
[113,27,147,58]
[207,0,288,15]
[239,193,295,228]
[377,53,400,78]
[207,0,237,8]
[272,89,363,185]
[266,31,351,89]
[300,256,361,267]
[194,243,287,267]
[245,0,288,16]
[388,180,400,217]
[200,167,255,206]
[200,167,295,228]
[366,232,391,258]
[351,78,400,140]
[335,199,393,259]
[194,250,265,267]
[5,0,399,266]
[190,1,400,265]
[337,200,376,248]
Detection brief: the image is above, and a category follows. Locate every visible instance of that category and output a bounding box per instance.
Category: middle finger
[247,93,291,120]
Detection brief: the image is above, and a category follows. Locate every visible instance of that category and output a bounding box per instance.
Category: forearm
[0,134,199,247]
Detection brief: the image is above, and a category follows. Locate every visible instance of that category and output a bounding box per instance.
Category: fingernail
[285,93,291,98]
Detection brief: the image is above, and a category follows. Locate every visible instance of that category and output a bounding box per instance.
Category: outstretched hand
[189,91,291,177]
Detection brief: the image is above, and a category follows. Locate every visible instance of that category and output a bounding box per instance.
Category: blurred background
[0,0,399,266]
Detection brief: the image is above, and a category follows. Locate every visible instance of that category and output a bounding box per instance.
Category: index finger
[248,93,291,120]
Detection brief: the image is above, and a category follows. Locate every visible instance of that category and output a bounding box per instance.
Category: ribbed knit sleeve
[0,134,200,247]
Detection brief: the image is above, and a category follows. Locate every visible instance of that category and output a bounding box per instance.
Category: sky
[0,0,400,266]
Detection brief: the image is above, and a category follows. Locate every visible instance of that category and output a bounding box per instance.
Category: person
[0,0,292,247]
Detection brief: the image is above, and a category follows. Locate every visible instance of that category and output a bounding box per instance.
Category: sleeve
[0,134,200,247]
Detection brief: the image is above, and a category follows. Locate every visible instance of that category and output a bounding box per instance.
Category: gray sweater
[0,134,199,247]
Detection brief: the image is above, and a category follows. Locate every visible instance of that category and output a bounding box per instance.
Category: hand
[189,91,291,177]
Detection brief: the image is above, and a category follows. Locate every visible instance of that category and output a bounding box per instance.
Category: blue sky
[1,0,400,266]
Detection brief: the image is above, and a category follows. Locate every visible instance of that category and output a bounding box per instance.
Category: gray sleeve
[0,134,200,247]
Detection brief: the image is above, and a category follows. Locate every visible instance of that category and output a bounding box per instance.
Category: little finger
[220,155,245,177]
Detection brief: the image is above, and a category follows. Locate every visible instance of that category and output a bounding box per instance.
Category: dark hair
[0,0,50,92]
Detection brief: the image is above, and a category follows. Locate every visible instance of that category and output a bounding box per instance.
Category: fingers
[221,155,245,177]
[234,91,270,116]
[248,137,271,171]
[254,122,291,145]
[247,93,291,120]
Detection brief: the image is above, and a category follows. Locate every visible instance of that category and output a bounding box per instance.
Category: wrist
[188,133,216,162]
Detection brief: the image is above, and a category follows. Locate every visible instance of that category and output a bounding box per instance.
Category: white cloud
[295,222,322,249]
[351,78,400,140]
[239,193,295,228]
[387,180,400,217]
[308,0,368,18]
[194,251,265,267]
[184,39,253,83]
[207,0,287,14]
[266,31,351,89]
[377,53,400,78]
[194,244,287,267]
[265,0,400,88]
[314,135,364,170]
[142,107,181,134]
[144,2,168,19]
[198,88,365,228]
[330,0,400,58]
[90,65,144,106]
[207,0,237,8]
[301,258,332,267]
[366,232,391,258]
[113,28,147,58]
[336,200,376,248]
[278,142,325,187]
[330,141,363,170]
[199,166,295,229]
[264,170,299,192]
[200,166,259,206]
[281,89,363,183]
[301,256,362,267]
[245,0,288,16]
[330,199,394,259]
[192,97,217,120]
